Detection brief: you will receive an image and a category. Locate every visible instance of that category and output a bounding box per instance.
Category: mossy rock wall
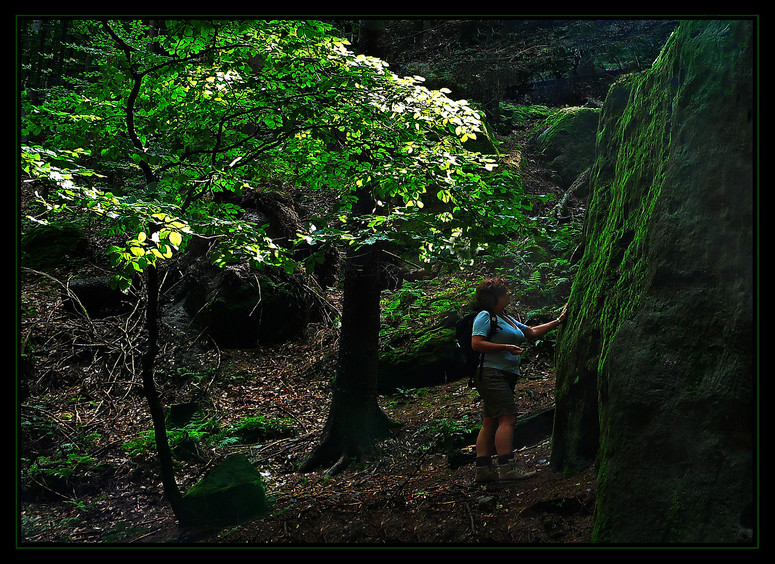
[552,20,755,543]
[377,325,465,393]
[536,106,601,190]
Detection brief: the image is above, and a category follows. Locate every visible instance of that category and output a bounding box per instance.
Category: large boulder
[377,322,465,393]
[20,223,90,270]
[182,262,319,348]
[63,276,136,318]
[180,454,268,527]
[552,20,755,544]
[535,106,600,191]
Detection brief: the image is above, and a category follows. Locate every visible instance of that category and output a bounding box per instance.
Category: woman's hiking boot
[497,459,536,481]
[475,464,498,483]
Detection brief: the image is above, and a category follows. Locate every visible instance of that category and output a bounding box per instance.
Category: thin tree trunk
[140,263,184,511]
[107,22,184,511]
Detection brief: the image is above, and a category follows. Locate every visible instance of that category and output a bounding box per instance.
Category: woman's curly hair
[475,276,510,311]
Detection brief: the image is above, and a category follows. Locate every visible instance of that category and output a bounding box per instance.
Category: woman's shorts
[476,367,519,418]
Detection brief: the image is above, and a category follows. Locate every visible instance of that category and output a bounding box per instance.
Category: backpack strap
[473,311,498,385]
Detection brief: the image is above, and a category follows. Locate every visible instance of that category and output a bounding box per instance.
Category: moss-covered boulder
[536,106,600,190]
[20,223,90,270]
[463,117,499,155]
[377,280,475,392]
[552,20,754,544]
[180,454,268,527]
[378,323,465,393]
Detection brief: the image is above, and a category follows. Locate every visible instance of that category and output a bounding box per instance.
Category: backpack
[455,310,498,387]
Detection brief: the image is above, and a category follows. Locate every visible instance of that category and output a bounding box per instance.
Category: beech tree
[21,18,526,506]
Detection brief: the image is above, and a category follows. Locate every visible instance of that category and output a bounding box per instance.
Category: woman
[471,276,567,483]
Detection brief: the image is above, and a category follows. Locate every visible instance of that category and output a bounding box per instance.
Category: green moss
[665,484,686,543]
[558,61,674,367]
[537,106,600,146]
[553,26,678,475]
[181,454,269,526]
[380,325,455,366]
[498,102,553,131]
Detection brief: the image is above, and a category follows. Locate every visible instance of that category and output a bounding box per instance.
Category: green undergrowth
[122,412,295,457]
[23,409,295,499]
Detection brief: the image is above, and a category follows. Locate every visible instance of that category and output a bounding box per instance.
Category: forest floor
[19,329,597,548]
[19,124,596,548]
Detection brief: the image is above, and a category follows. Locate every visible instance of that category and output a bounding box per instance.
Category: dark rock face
[552,20,755,544]
[535,106,601,191]
[21,223,90,270]
[182,262,319,348]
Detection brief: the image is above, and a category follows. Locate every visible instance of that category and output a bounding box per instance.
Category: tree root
[324,452,353,477]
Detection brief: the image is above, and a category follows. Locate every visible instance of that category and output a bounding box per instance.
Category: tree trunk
[105,21,187,519]
[140,264,184,511]
[299,191,395,474]
[299,21,397,475]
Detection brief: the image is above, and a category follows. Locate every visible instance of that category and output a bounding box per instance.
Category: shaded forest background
[21,18,678,121]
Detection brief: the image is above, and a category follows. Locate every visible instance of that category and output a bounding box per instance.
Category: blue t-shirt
[472,311,528,374]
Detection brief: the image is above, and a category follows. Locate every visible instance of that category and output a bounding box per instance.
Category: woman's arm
[523,303,568,341]
[471,335,523,355]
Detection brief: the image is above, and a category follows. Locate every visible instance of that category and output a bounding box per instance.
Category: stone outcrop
[180,454,268,527]
[21,223,90,270]
[181,261,319,348]
[535,106,601,191]
[551,20,755,543]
